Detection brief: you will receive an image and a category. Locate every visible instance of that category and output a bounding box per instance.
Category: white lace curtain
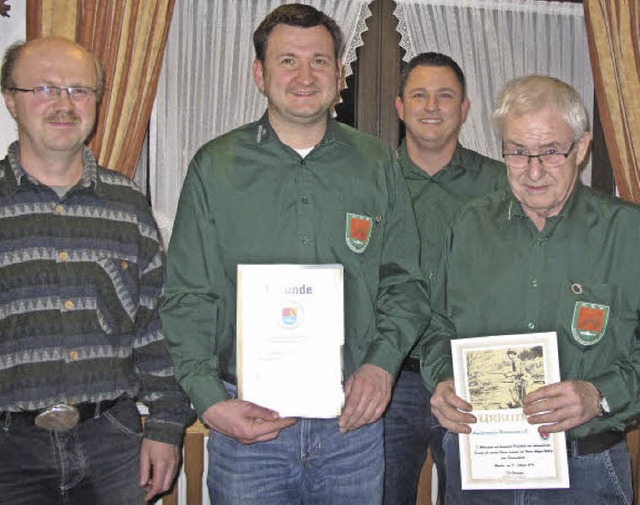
[394,0,593,183]
[150,0,373,243]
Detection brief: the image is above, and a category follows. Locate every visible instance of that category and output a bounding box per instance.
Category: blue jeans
[207,417,384,504]
[383,369,446,505]
[443,431,632,504]
[0,398,146,505]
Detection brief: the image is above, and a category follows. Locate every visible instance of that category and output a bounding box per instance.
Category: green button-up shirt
[399,140,506,359]
[422,182,640,438]
[399,140,507,283]
[161,114,430,416]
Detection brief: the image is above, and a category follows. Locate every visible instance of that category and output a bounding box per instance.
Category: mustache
[45,112,81,123]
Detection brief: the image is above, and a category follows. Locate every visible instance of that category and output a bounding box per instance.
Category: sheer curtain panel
[150,0,373,243]
[394,0,594,183]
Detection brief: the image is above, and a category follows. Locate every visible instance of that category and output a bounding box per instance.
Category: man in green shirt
[384,52,506,505]
[426,75,636,503]
[160,4,430,504]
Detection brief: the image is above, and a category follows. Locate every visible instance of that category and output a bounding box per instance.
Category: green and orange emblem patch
[345,213,372,253]
[571,302,609,345]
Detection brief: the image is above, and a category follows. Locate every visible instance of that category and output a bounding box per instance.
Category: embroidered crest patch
[571,302,609,345]
[346,213,373,253]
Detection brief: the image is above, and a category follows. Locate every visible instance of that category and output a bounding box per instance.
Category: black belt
[566,431,625,458]
[3,397,121,427]
[402,357,421,373]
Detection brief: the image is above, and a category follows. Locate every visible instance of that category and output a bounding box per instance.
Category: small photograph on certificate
[452,332,569,490]
[237,264,344,419]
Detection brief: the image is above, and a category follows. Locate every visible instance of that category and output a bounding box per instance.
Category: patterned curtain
[584,0,640,203]
[26,0,175,179]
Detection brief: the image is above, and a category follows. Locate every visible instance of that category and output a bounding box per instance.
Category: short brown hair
[253,3,344,63]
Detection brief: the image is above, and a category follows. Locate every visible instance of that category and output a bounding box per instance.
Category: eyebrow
[407,87,458,94]
[504,140,563,149]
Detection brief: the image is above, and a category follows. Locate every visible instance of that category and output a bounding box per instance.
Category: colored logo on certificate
[346,213,373,253]
[571,302,609,345]
[279,301,303,329]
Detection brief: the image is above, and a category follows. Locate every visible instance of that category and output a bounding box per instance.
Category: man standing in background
[0,37,193,504]
[384,52,506,505]
[161,4,431,504]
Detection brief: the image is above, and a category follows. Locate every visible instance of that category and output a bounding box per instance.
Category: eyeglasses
[9,85,97,102]
[502,142,576,169]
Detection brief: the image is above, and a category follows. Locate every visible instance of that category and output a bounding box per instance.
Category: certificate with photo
[236,264,344,418]
[451,332,569,490]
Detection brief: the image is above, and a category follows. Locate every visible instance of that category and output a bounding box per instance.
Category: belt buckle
[34,403,80,431]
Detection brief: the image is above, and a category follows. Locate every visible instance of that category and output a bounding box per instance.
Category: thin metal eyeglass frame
[502,141,576,168]
[9,85,97,101]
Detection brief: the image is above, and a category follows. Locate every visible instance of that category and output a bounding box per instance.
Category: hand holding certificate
[236,264,344,419]
[451,332,570,490]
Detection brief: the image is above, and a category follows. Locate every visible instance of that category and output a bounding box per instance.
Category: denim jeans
[443,431,632,504]
[383,369,446,505]
[0,397,146,505]
[207,417,384,504]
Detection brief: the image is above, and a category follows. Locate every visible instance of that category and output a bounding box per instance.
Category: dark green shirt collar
[397,139,478,179]
[255,111,350,150]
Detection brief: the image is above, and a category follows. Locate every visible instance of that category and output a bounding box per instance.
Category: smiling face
[252,24,341,135]
[3,38,98,165]
[395,65,469,155]
[502,107,590,229]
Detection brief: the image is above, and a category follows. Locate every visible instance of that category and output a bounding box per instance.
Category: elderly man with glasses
[422,74,639,504]
[0,37,194,504]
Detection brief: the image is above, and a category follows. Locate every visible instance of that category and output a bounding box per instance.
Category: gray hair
[492,75,589,140]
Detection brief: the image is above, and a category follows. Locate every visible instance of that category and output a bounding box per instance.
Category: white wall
[0,2,26,155]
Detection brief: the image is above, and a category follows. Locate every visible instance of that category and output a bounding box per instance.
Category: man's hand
[139,439,180,502]
[338,364,392,433]
[523,380,601,434]
[430,379,476,434]
[202,399,297,444]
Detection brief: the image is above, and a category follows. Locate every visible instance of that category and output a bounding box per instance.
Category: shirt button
[528,322,535,330]
[69,351,79,361]
[64,300,74,310]
[532,279,538,288]
[301,197,309,204]
[58,251,69,261]
[54,205,63,215]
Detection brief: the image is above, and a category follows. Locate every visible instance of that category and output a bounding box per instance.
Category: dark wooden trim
[356,0,401,147]
[591,93,615,194]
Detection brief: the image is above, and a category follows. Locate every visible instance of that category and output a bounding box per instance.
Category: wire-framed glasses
[9,85,97,103]
[502,142,576,169]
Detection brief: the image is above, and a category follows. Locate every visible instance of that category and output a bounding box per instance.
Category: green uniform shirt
[399,140,507,360]
[161,114,430,416]
[422,182,640,439]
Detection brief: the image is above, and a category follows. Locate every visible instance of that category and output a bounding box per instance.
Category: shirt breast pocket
[557,280,636,353]
[94,257,139,335]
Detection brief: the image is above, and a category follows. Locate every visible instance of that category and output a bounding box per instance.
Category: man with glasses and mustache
[424,75,638,503]
[0,37,193,504]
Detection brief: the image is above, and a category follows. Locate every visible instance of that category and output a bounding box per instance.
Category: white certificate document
[452,332,569,490]
[236,264,344,418]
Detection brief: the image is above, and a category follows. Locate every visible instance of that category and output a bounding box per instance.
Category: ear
[252,59,265,94]
[395,96,404,121]
[575,131,591,166]
[3,91,17,119]
[460,96,470,125]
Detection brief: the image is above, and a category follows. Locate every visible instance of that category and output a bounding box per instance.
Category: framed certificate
[451,332,569,490]
[237,264,344,418]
